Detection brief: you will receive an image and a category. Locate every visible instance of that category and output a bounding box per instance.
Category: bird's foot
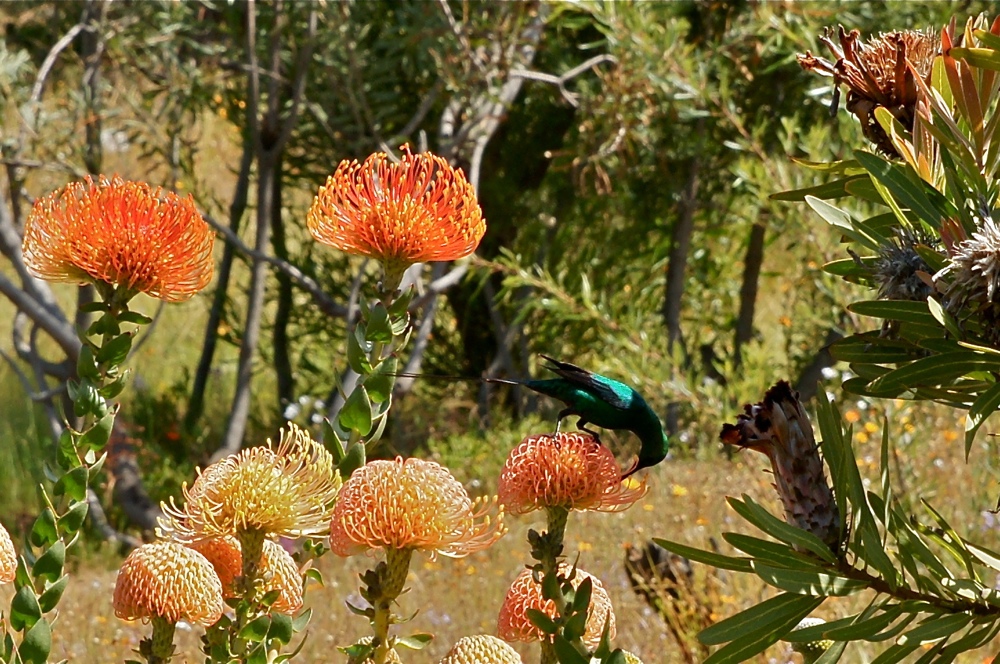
[579,424,602,443]
[620,457,640,481]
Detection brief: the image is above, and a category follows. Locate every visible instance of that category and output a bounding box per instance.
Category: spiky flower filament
[22,175,214,301]
[329,456,505,558]
[498,432,647,515]
[159,424,340,542]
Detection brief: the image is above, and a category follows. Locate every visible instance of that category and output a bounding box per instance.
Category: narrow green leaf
[118,311,153,325]
[805,196,879,251]
[769,176,867,201]
[870,643,919,664]
[848,300,937,325]
[701,594,825,664]
[950,46,1000,71]
[727,496,837,563]
[553,636,588,664]
[870,352,997,392]
[813,642,848,663]
[825,605,906,641]
[653,538,753,572]
[395,633,433,650]
[751,563,866,597]
[526,608,558,635]
[926,297,961,339]
[964,381,1000,458]
[346,326,372,375]
[854,150,946,228]
[700,592,823,646]
[723,533,824,569]
[897,613,972,646]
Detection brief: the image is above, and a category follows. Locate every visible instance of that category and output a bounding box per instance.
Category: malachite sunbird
[487,356,669,478]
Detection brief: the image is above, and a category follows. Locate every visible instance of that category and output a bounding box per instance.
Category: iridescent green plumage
[495,356,669,477]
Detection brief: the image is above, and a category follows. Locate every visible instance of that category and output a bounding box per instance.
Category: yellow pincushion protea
[160,424,340,542]
[440,634,523,664]
[329,457,505,558]
[113,541,224,626]
[22,175,214,301]
[308,146,485,287]
[497,565,615,649]
[0,522,15,585]
[498,432,647,515]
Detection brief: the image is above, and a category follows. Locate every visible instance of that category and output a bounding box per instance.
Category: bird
[484,355,669,478]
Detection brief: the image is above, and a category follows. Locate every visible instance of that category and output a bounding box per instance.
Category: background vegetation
[2,1,1000,662]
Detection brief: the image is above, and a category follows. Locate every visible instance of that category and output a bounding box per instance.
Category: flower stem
[371,547,413,664]
[539,507,569,664]
[148,616,176,664]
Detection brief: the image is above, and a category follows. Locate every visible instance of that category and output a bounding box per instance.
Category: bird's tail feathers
[387,372,521,387]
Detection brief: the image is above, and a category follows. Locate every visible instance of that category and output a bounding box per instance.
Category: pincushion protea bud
[188,536,303,614]
[22,175,214,301]
[113,541,224,626]
[498,432,646,515]
[798,27,938,158]
[497,565,615,649]
[440,634,523,664]
[790,617,835,664]
[721,381,841,552]
[0,522,15,585]
[620,652,645,664]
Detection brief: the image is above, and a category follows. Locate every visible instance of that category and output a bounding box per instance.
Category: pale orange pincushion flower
[498,432,647,515]
[329,457,505,558]
[497,565,615,648]
[0,522,15,585]
[440,635,523,664]
[190,537,303,614]
[159,424,340,543]
[307,147,485,274]
[22,175,214,301]
[113,541,223,626]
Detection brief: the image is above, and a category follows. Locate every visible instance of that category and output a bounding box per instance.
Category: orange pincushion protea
[187,537,303,614]
[159,424,340,543]
[497,565,615,648]
[440,635,523,664]
[307,147,485,278]
[498,432,647,515]
[0,522,15,584]
[113,541,224,626]
[22,175,214,301]
[329,457,505,558]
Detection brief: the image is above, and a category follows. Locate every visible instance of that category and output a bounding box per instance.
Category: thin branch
[509,54,618,107]
[28,24,86,110]
[387,79,444,145]
[0,272,80,360]
[273,7,317,152]
[203,212,348,319]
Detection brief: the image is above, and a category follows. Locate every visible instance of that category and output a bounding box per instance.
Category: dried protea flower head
[497,565,615,649]
[113,541,224,626]
[498,431,647,515]
[0,522,15,585]
[721,381,841,552]
[938,212,1000,345]
[873,226,937,302]
[798,27,938,157]
[187,537,303,614]
[329,456,505,559]
[439,634,523,664]
[308,145,486,291]
[159,424,340,543]
[22,175,214,301]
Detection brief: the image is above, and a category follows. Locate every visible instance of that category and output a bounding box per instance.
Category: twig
[509,54,618,107]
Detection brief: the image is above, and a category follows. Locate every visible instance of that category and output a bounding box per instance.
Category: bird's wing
[540,355,632,409]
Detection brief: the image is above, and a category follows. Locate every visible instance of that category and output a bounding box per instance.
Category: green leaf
[80,411,116,452]
[897,612,973,646]
[813,642,848,663]
[854,151,949,228]
[32,541,65,583]
[751,563,867,597]
[366,302,393,343]
[36,575,68,613]
[98,374,128,400]
[572,577,592,614]
[727,496,837,563]
[11,585,42,630]
[553,636,588,664]
[53,466,89,502]
[395,633,433,650]
[346,326,373,375]
[964,381,1000,458]
[336,441,366,478]
[322,419,345,464]
[95,332,134,366]
[291,607,312,632]
[652,538,752,572]
[805,196,879,251]
[869,352,997,392]
[769,176,868,201]
[338,385,373,436]
[926,297,961,339]
[830,335,918,365]
[848,300,937,325]
[59,501,89,534]
[239,615,271,642]
[366,356,397,403]
[338,643,374,660]
[118,311,153,325]
[17,616,51,664]
[526,608,558,635]
[825,605,906,641]
[30,509,58,548]
[267,613,293,644]
[870,643,920,664]
[949,46,1000,71]
[76,345,99,381]
[723,533,824,569]
[700,593,824,663]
